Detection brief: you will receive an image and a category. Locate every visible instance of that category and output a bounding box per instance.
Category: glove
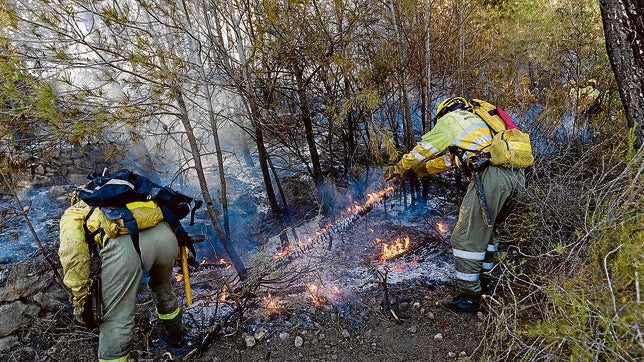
[73,298,86,327]
[73,294,99,329]
[401,169,419,181]
[384,166,399,181]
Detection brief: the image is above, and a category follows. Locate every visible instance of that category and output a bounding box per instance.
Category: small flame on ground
[219,284,230,302]
[217,258,231,268]
[437,221,448,234]
[306,283,327,306]
[264,293,285,315]
[175,273,183,282]
[274,245,292,259]
[377,235,411,260]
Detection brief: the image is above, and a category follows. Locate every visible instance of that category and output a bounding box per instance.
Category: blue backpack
[78,169,203,258]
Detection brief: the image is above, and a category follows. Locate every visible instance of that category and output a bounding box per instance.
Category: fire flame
[274,245,292,259]
[378,235,411,260]
[306,283,327,306]
[264,293,285,315]
[175,274,183,282]
[437,221,447,234]
[273,185,394,261]
[217,258,231,268]
[219,284,230,302]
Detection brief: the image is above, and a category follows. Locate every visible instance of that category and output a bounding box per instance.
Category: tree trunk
[423,0,432,133]
[294,69,324,186]
[174,88,247,279]
[184,0,231,237]
[598,0,644,147]
[227,0,288,248]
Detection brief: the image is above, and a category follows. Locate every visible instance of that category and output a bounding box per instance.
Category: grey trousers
[450,166,525,295]
[98,221,179,360]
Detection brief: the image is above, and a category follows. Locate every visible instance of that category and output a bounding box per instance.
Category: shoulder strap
[83,207,101,257]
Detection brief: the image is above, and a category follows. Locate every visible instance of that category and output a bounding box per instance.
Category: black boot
[159,313,184,348]
[439,294,481,314]
[480,274,497,297]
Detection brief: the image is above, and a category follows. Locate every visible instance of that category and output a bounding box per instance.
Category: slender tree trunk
[598,0,644,147]
[182,0,231,237]
[390,0,413,150]
[345,77,356,171]
[227,0,289,248]
[267,156,298,242]
[294,69,324,186]
[424,0,432,133]
[174,88,247,279]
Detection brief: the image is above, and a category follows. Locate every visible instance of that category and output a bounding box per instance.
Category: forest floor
[0,183,489,361]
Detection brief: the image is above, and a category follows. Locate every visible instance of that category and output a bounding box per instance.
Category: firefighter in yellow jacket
[59,196,184,361]
[384,97,525,313]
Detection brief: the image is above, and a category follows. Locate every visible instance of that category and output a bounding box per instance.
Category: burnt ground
[0,185,487,361]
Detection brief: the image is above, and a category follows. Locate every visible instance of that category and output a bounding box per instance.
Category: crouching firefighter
[58,169,203,361]
[384,97,531,313]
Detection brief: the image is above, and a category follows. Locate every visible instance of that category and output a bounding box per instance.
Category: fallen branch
[274,190,392,268]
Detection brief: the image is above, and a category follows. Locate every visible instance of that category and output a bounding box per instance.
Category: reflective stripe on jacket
[390,109,493,177]
[58,200,164,301]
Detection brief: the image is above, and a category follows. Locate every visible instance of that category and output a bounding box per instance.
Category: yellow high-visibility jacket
[58,200,164,303]
[390,109,493,177]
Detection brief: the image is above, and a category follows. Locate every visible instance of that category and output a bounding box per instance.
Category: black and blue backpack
[77,169,203,258]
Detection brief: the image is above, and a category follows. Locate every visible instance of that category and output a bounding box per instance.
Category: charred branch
[274,193,391,269]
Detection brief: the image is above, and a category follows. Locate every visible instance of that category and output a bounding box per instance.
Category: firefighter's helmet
[436,97,470,119]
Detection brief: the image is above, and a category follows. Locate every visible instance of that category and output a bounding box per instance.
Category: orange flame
[274,245,292,259]
[175,274,183,282]
[306,283,327,305]
[217,258,231,268]
[437,222,447,234]
[378,235,411,260]
[219,284,230,302]
[264,293,285,315]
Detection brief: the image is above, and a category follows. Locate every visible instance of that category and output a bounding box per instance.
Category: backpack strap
[102,206,150,283]
[83,207,100,257]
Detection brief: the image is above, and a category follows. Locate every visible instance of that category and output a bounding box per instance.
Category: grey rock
[0,301,41,336]
[294,336,304,348]
[279,332,290,342]
[254,327,268,341]
[244,334,256,348]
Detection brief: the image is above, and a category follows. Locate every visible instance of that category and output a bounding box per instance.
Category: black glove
[402,169,417,180]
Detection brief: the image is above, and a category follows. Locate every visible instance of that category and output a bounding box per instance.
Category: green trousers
[450,166,525,295]
[97,221,180,361]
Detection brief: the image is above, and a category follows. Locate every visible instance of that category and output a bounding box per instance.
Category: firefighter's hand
[402,169,417,180]
[384,167,399,181]
[73,295,99,329]
[72,297,87,327]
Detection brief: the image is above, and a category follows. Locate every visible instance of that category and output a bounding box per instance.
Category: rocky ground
[0,181,488,361]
